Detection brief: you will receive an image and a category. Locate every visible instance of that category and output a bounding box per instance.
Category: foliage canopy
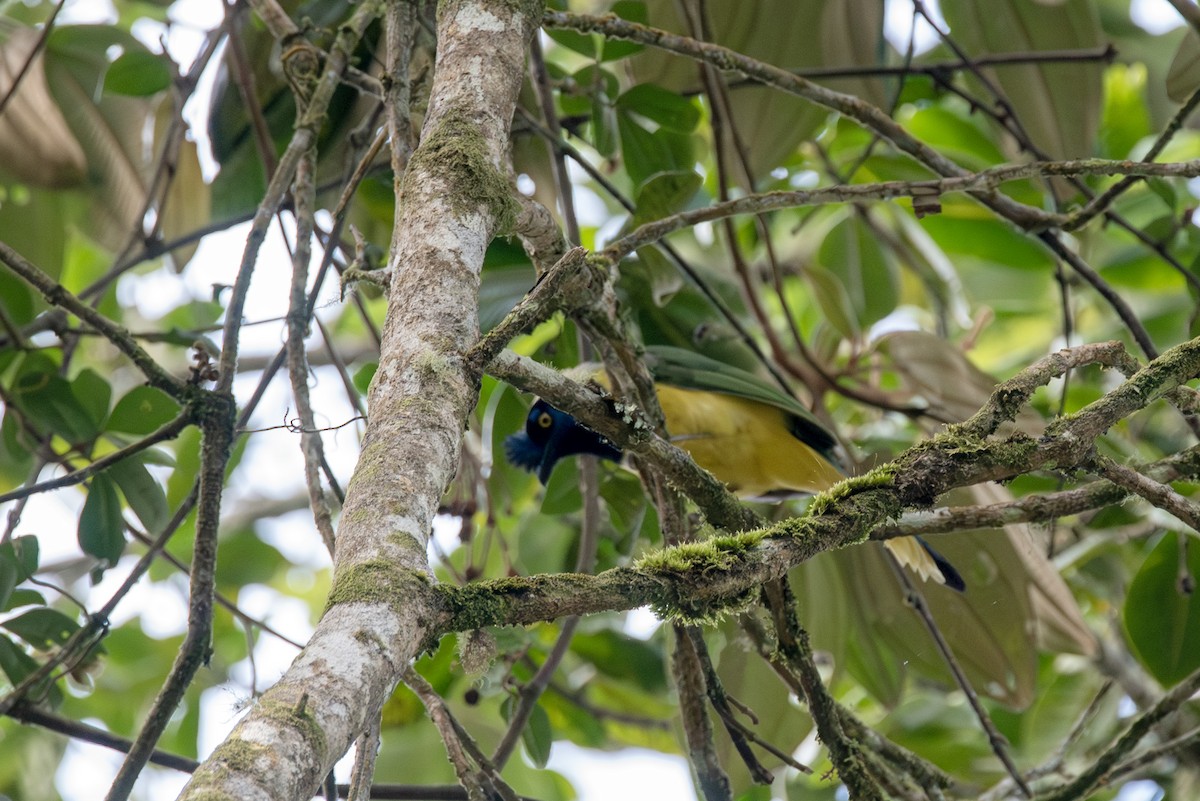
[3,1,1200,800]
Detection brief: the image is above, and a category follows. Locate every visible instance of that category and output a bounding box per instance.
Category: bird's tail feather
[883,536,966,592]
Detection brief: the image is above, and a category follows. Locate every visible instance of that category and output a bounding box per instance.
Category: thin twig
[887,560,1033,797]
[1094,454,1200,533]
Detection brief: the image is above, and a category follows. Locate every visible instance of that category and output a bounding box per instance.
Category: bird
[505,346,964,591]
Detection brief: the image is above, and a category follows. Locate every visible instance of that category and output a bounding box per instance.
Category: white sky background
[10,1,1185,800]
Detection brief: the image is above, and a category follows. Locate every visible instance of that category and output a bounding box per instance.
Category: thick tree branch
[176,1,540,798]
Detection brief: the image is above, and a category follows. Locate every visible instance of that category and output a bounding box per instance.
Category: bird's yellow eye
[536,412,553,429]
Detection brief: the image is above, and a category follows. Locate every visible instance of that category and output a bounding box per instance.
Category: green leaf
[802,264,859,339]
[0,633,62,706]
[13,535,38,581]
[0,633,38,685]
[71,367,111,433]
[108,457,169,534]
[104,49,171,96]
[570,629,667,692]
[108,386,181,435]
[599,2,647,61]
[3,589,46,612]
[352,362,378,397]
[1099,64,1152,160]
[940,0,1102,159]
[546,28,597,60]
[632,170,702,225]
[11,352,102,444]
[817,214,897,329]
[2,608,80,651]
[522,701,554,769]
[78,473,126,565]
[617,113,693,188]
[616,84,700,133]
[0,552,15,612]
[1124,532,1200,686]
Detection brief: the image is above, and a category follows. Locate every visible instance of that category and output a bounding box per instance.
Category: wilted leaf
[158,137,210,272]
[0,27,86,187]
[44,25,153,252]
[877,330,1046,433]
[1167,30,1200,103]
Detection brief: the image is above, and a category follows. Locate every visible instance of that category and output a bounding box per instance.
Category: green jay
[506,346,964,591]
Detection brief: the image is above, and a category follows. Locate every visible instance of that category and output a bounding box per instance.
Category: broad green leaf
[546,28,597,60]
[0,408,34,489]
[480,239,536,332]
[78,473,126,565]
[215,528,288,591]
[1124,532,1200,686]
[2,608,80,651]
[540,690,607,747]
[941,0,1103,159]
[108,386,181,435]
[500,694,554,770]
[71,368,111,434]
[570,629,667,692]
[616,112,694,190]
[0,552,15,612]
[12,535,38,580]
[632,170,702,224]
[0,633,37,685]
[816,214,897,330]
[3,589,46,612]
[902,105,1005,170]
[0,633,62,706]
[616,84,700,133]
[11,352,102,444]
[802,263,859,338]
[631,0,886,183]
[0,264,38,326]
[103,49,171,96]
[108,457,169,535]
[600,2,648,62]
[1100,64,1152,159]
[591,84,618,157]
[352,362,378,397]
[631,246,684,306]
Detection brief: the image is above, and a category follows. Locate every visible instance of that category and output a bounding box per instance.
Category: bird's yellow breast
[654,384,842,498]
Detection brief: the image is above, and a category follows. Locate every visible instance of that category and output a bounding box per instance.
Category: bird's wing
[645,345,840,462]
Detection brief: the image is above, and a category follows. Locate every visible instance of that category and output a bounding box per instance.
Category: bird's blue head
[504,399,622,484]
